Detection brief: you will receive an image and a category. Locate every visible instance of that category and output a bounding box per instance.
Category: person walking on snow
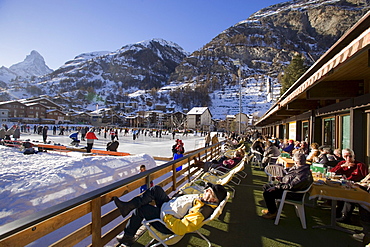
[85,128,98,153]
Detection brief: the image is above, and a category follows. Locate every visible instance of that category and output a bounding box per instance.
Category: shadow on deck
[133,163,364,247]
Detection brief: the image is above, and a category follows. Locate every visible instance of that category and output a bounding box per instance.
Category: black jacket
[275,164,313,191]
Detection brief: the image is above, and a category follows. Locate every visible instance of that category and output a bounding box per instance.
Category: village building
[186,107,212,131]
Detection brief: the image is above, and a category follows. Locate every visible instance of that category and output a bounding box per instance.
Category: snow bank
[0,145,156,225]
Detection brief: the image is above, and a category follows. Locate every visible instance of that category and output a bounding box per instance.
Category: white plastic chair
[274,184,313,229]
[142,192,230,247]
[264,164,286,184]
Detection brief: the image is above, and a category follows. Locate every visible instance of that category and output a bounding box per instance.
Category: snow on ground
[0,130,210,227]
[0,146,156,225]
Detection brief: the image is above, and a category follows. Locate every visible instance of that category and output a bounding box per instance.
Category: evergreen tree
[279,54,308,95]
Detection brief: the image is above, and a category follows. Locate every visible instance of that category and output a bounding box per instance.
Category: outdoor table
[277,156,295,168]
[309,180,370,233]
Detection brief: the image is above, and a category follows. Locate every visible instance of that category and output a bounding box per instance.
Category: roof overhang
[255,11,370,127]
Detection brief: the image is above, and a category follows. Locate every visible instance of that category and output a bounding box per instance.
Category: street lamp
[233,60,242,135]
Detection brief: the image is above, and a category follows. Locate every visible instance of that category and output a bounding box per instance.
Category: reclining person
[192,149,244,173]
[112,183,227,246]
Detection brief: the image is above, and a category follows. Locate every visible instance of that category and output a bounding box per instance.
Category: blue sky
[0,0,284,69]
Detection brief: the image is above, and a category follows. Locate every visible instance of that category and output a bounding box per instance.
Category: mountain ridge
[1,0,369,120]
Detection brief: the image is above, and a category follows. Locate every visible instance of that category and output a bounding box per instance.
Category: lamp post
[233,60,242,135]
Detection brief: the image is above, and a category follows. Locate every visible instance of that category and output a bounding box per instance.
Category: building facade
[255,11,370,165]
[187,107,212,131]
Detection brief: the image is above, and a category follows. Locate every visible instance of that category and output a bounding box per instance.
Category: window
[289,122,296,140]
[323,117,335,147]
[302,121,309,142]
[340,115,350,149]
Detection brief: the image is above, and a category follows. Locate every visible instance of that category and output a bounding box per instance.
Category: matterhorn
[8,50,53,79]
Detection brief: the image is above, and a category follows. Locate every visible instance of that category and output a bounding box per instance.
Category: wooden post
[91,197,102,247]
[172,163,177,191]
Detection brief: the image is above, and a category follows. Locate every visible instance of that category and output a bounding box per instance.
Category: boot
[116,234,135,246]
[113,196,139,218]
[113,192,153,218]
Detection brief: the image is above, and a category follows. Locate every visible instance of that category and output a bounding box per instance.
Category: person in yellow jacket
[113,183,227,246]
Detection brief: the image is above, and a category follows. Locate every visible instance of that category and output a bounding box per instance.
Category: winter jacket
[42,127,48,137]
[274,164,313,191]
[173,153,183,160]
[160,194,217,235]
[13,128,20,139]
[282,143,294,154]
[85,131,98,144]
[0,128,5,139]
[205,134,211,144]
[106,141,119,151]
[5,128,14,136]
[263,145,281,158]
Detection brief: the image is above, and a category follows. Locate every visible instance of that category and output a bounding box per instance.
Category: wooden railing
[0,142,224,247]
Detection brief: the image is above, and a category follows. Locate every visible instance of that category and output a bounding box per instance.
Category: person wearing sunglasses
[330,148,368,223]
[112,183,227,246]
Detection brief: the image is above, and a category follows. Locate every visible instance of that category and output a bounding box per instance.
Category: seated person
[299,141,309,155]
[330,148,368,223]
[113,183,227,246]
[306,142,320,163]
[282,140,295,155]
[262,141,281,167]
[20,141,37,155]
[261,152,313,219]
[106,140,119,151]
[326,148,344,167]
[192,149,244,172]
[317,146,332,167]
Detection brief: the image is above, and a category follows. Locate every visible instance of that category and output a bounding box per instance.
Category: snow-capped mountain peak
[9,50,53,79]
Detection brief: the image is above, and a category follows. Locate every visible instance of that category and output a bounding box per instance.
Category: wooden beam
[307,80,362,100]
[286,99,320,111]
[276,109,302,116]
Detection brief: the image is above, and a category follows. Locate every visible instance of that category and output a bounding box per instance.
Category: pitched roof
[187,107,209,115]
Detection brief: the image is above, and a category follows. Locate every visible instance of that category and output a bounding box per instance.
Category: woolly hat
[206,183,227,202]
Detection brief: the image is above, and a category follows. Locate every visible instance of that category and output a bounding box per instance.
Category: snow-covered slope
[0,66,17,85]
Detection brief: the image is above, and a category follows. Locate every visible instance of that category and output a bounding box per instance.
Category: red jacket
[85,132,98,140]
[330,160,368,182]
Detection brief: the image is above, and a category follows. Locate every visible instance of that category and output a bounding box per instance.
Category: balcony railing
[0,142,223,247]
